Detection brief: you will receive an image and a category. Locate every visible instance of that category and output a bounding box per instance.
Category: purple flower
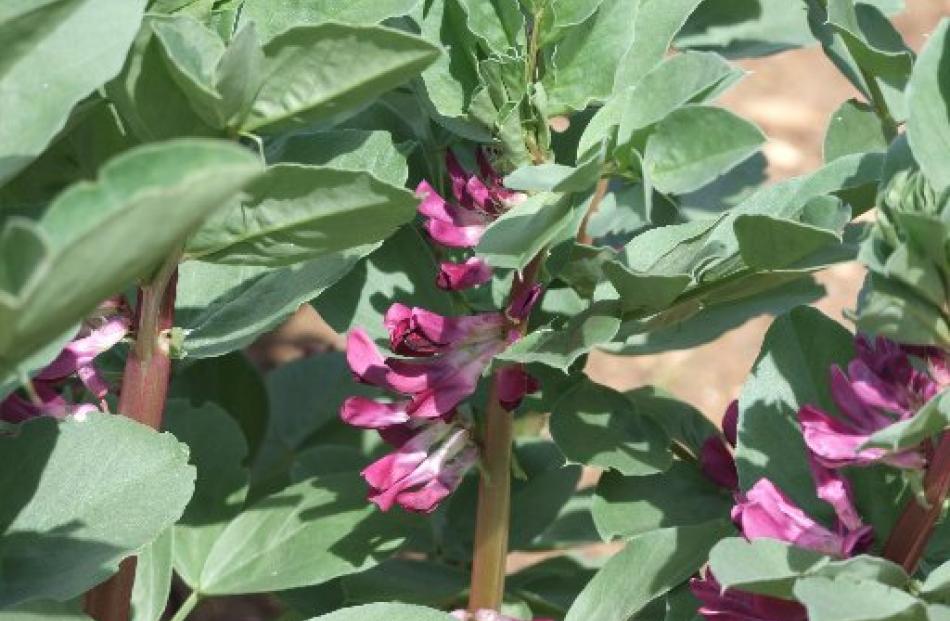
[732,477,872,558]
[700,400,740,490]
[798,336,946,470]
[362,419,478,513]
[690,568,808,621]
[1,297,130,423]
[415,150,525,249]
[437,257,493,291]
[341,294,541,512]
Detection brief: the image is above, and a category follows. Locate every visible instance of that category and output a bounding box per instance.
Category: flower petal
[437,257,493,291]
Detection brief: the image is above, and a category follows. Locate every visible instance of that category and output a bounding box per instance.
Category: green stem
[169,591,201,621]
[468,256,543,612]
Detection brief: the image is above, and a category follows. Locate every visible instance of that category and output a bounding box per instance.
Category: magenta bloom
[690,568,807,621]
[437,257,493,291]
[341,293,541,513]
[342,292,540,427]
[700,400,740,490]
[798,336,946,470]
[732,477,872,558]
[1,298,130,423]
[362,419,478,513]
[416,150,525,249]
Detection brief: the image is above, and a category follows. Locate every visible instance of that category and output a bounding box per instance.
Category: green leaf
[265,352,373,454]
[292,446,370,481]
[542,0,640,114]
[105,20,220,142]
[593,462,732,540]
[550,378,671,475]
[455,0,524,53]
[824,99,889,162]
[186,164,417,266]
[176,247,368,358]
[170,352,270,460]
[734,214,842,271]
[921,559,950,603]
[735,306,855,523]
[313,227,453,343]
[446,441,582,555]
[864,389,950,452]
[0,0,147,184]
[0,140,261,380]
[497,300,622,371]
[341,559,468,607]
[267,129,409,186]
[152,16,264,131]
[627,386,719,455]
[244,24,440,133]
[0,601,92,621]
[644,105,765,194]
[709,538,829,599]
[131,529,174,621]
[907,19,950,191]
[539,0,605,45]
[239,0,422,41]
[165,402,249,589]
[564,521,733,621]
[197,472,407,595]
[603,262,691,314]
[477,193,579,270]
[855,273,950,349]
[794,576,927,621]
[304,603,457,621]
[504,158,603,193]
[613,0,706,89]
[0,414,195,607]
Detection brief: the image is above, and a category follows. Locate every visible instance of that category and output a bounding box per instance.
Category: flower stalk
[468,256,542,612]
[883,431,950,572]
[84,252,180,621]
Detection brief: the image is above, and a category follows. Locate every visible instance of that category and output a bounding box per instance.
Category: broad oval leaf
[239,0,421,41]
[166,402,249,589]
[551,378,671,475]
[0,414,195,607]
[197,472,407,595]
[907,19,950,191]
[186,164,417,266]
[244,24,440,133]
[644,105,765,195]
[0,0,147,184]
[176,246,369,358]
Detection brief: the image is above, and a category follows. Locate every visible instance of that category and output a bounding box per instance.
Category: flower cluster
[1,297,130,423]
[341,149,540,513]
[416,149,525,291]
[798,336,948,470]
[693,402,873,619]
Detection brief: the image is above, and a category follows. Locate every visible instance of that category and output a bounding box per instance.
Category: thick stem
[882,431,950,572]
[577,178,610,245]
[468,257,542,612]
[84,257,180,621]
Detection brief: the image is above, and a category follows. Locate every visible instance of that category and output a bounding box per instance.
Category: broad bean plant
[1,1,949,620]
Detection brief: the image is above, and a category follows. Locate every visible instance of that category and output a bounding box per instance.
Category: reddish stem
[84,265,178,621]
[882,431,950,573]
[468,256,542,612]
